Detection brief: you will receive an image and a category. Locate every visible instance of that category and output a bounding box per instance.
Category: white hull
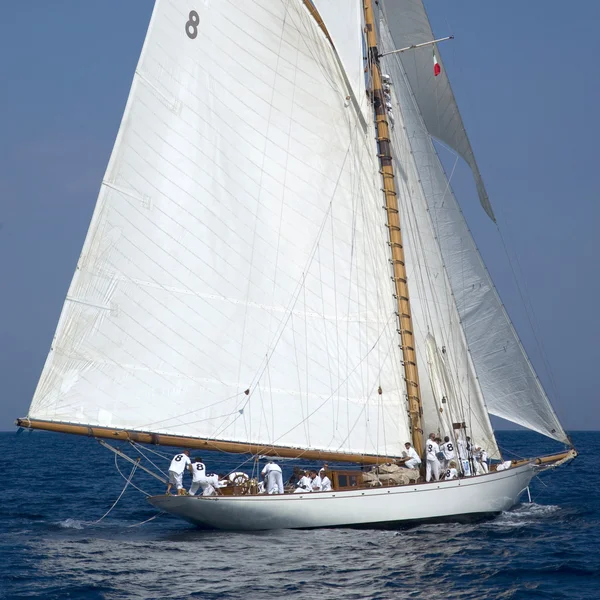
[148,463,535,530]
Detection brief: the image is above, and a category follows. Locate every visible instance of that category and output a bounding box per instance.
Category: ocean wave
[57,518,85,530]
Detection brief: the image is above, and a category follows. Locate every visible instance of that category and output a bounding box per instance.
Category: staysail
[27,0,413,458]
[378,4,569,445]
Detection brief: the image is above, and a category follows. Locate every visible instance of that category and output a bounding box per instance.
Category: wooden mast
[15,418,400,465]
[363,0,424,455]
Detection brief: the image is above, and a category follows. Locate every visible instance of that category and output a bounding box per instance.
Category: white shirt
[261,462,282,476]
[480,450,488,463]
[444,468,459,480]
[169,453,191,475]
[425,440,440,461]
[296,475,312,491]
[311,475,322,491]
[320,475,332,491]
[441,441,456,461]
[190,461,206,482]
[404,447,421,469]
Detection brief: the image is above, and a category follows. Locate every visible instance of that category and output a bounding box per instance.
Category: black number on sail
[185,10,199,39]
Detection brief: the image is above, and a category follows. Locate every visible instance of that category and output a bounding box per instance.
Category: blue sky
[1,1,598,432]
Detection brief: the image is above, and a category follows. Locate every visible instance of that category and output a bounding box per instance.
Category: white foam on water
[58,518,85,529]
[491,503,561,528]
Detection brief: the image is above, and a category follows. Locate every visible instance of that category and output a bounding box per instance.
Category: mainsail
[28,0,412,458]
[24,0,569,462]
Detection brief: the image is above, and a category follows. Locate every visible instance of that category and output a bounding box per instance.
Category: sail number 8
[185,10,199,39]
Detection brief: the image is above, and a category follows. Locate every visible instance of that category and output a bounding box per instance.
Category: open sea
[0,430,597,599]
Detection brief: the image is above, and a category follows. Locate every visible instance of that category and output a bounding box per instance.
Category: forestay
[378,6,568,445]
[379,0,495,222]
[28,0,413,457]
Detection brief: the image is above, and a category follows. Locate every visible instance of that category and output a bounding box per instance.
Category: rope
[127,512,165,528]
[92,454,139,524]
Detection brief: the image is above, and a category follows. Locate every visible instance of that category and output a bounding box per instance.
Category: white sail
[378,7,569,445]
[28,0,413,457]
[379,0,495,222]
[377,21,500,459]
[310,0,369,122]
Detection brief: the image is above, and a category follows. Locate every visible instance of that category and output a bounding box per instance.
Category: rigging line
[127,512,165,528]
[235,313,399,460]
[135,391,247,431]
[129,441,171,460]
[92,455,140,524]
[495,224,561,401]
[129,442,168,477]
[238,139,359,412]
[113,453,151,497]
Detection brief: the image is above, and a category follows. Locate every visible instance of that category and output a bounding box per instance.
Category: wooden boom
[15,418,401,465]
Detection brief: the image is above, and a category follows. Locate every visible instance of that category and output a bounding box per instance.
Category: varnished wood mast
[14,418,401,465]
[362,0,424,454]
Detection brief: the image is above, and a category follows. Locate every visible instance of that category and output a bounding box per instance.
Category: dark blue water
[0,431,597,599]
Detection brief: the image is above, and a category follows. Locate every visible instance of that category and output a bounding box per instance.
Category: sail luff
[15,418,402,465]
[363,0,424,456]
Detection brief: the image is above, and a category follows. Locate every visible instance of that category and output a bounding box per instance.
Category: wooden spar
[302,0,332,44]
[363,0,424,456]
[15,418,400,465]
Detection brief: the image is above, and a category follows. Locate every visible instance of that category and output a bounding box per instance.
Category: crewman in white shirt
[166,449,191,495]
[479,448,489,473]
[261,460,284,494]
[444,461,459,480]
[188,457,207,496]
[425,434,440,482]
[294,472,313,493]
[398,442,422,470]
[319,468,332,491]
[309,470,322,491]
[440,436,456,472]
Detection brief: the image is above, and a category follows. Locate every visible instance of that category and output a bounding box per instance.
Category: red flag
[433,50,441,76]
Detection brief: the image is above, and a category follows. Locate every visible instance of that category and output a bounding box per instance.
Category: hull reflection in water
[148,464,535,531]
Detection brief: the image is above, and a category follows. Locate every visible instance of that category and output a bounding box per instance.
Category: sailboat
[17,0,576,530]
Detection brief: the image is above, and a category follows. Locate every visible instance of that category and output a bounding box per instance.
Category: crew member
[399,441,422,470]
[166,449,191,495]
[261,460,284,494]
[188,456,207,496]
[440,436,456,472]
[319,468,332,491]
[425,434,440,482]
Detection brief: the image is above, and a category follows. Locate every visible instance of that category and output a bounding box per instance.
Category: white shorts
[168,470,183,489]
